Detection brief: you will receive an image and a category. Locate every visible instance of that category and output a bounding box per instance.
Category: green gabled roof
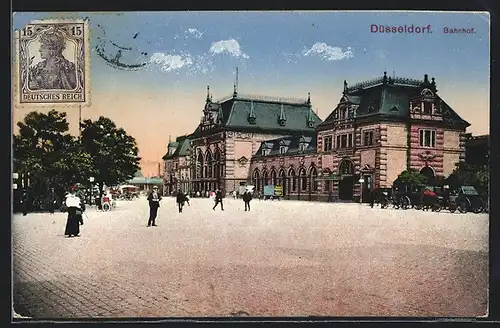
[319,75,470,127]
[162,135,192,160]
[223,97,322,131]
[253,133,317,158]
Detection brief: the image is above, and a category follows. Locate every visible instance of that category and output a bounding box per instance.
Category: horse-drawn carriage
[388,181,485,214]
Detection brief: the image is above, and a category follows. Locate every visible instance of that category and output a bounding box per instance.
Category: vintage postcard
[12,11,490,320]
[13,18,91,107]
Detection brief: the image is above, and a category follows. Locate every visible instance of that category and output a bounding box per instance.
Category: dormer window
[298,143,306,151]
[279,146,287,154]
[423,101,433,114]
[261,148,271,156]
[307,121,314,128]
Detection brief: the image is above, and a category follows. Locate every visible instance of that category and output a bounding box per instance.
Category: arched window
[205,150,213,178]
[299,167,307,191]
[323,168,332,192]
[262,170,269,186]
[214,148,220,177]
[288,168,297,193]
[310,166,318,191]
[420,166,435,181]
[339,159,354,175]
[278,169,286,187]
[270,169,277,186]
[196,150,204,178]
[253,169,261,191]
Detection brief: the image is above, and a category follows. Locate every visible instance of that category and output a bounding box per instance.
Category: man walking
[243,189,252,211]
[176,188,186,213]
[212,189,224,211]
[147,186,162,226]
[20,189,29,216]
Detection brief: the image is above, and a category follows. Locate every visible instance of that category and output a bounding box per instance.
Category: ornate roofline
[347,76,423,91]
[213,93,310,105]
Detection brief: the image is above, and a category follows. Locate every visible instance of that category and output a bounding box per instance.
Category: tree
[394,169,428,186]
[13,110,72,195]
[446,162,489,197]
[81,116,141,197]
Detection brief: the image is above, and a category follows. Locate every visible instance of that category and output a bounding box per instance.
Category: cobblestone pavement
[12,197,489,319]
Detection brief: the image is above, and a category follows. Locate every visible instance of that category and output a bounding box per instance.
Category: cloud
[302,42,354,61]
[149,52,193,72]
[209,39,249,59]
[187,54,216,75]
[185,28,203,39]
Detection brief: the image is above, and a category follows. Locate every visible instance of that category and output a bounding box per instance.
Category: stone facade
[249,73,470,202]
[162,86,321,195]
[163,74,471,201]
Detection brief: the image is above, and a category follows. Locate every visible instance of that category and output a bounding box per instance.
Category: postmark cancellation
[14,19,91,107]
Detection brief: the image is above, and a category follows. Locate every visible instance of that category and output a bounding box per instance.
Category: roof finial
[307,92,311,105]
[169,135,171,143]
[424,74,429,83]
[383,71,388,84]
[233,67,239,98]
[206,85,210,102]
[343,80,348,94]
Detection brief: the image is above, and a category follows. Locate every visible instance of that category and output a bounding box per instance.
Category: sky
[12,11,490,177]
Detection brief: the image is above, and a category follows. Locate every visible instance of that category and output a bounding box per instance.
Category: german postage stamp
[14,19,90,106]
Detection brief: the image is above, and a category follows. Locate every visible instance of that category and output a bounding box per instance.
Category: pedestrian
[20,190,28,216]
[176,188,186,213]
[243,189,252,211]
[147,186,162,226]
[48,188,56,214]
[212,189,224,211]
[64,190,85,238]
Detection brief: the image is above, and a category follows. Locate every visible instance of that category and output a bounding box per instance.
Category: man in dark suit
[48,188,57,214]
[147,186,162,226]
[243,190,253,211]
[176,189,186,213]
[20,190,29,216]
[212,189,224,211]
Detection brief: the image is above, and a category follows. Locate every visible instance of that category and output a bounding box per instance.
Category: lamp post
[89,176,95,205]
[359,177,365,204]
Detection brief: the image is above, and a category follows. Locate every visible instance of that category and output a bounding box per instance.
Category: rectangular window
[336,135,341,149]
[323,136,333,151]
[363,131,373,146]
[341,135,347,148]
[348,134,353,148]
[419,129,436,147]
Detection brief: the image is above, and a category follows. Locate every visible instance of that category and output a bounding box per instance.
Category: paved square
[12,197,488,318]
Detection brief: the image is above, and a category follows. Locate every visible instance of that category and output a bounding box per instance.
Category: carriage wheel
[458,200,468,214]
[433,204,442,212]
[102,203,111,211]
[401,197,410,210]
[449,207,456,213]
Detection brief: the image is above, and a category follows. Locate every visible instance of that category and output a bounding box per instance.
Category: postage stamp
[14,19,90,106]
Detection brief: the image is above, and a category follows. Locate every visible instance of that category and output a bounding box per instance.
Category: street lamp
[358,177,365,204]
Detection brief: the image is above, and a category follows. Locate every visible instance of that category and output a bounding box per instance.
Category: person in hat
[212,189,224,211]
[242,189,253,211]
[28,28,77,90]
[147,186,162,226]
[20,189,29,216]
[176,188,187,213]
[64,188,85,237]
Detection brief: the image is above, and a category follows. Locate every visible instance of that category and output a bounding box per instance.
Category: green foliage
[13,111,141,197]
[446,162,489,197]
[394,169,428,186]
[81,116,141,193]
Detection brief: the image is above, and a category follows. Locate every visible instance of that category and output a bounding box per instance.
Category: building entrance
[338,159,355,201]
